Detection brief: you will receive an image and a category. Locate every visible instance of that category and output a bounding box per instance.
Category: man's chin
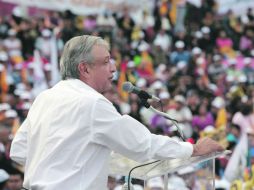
[101,84,112,94]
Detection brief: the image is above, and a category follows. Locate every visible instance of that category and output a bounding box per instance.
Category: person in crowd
[216,30,235,58]
[167,95,193,138]
[0,169,9,190]
[6,168,23,190]
[10,35,224,189]
[198,26,214,53]
[170,41,190,65]
[207,54,226,82]
[211,96,228,129]
[153,29,172,53]
[243,57,254,84]
[3,29,23,65]
[239,29,254,56]
[192,103,215,131]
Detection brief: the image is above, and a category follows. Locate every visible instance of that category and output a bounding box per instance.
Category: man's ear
[78,63,90,78]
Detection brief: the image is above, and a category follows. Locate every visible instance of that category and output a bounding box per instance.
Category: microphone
[122,82,160,102]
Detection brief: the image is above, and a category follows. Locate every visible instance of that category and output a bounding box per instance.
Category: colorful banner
[2,0,153,15]
[216,0,254,15]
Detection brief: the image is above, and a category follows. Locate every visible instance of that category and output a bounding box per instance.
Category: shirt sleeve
[10,118,29,165]
[90,98,193,162]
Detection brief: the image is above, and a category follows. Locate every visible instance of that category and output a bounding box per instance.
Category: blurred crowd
[0,0,254,189]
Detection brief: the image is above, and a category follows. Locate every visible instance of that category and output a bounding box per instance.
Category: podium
[109,150,231,189]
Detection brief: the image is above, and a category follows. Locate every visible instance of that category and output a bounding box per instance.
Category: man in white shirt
[10,35,224,190]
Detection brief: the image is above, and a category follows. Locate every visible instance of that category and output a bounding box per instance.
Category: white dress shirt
[10,79,193,190]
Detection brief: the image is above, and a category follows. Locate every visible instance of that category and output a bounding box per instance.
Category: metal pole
[164,174,168,190]
[212,157,215,190]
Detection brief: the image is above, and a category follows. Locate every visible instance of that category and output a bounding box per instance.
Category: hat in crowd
[44,64,52,71]
[175,41,185,49]
[157,64,167,72]
[21,102,31,110]
[151,80,164,90]
[19,91,32,100]
[211,97,225,109]
[138,42,149,52]
[196,57,204,65]
[42,29,51,37]
[5,109,18,118]
[238,75,247,83]
[201,26,210,34]
[154,38,162,47]
[0,169,9,183]
[0,51,8,62]
[16,83,26,90]
[228,59,237,66]
[174,95,186,104]
[251,49,254,57]
[213,54,221,62]
[194,31,203,39]
[0,64,4,72]
[192,47,202,55]
[136,78,147,88]
[159,91,170,99]
[177,61,187,70]
[243,57,252,65]
[203,125,215,133]
[228,85,238,94]
[241,15,249,24]
[127,61,135,68]
[0,103,11,112]
[28,63,36,69]
[14,89,23,96]
[208,83,218,92]
[8,29,16,36]
[147,177,164,188]
[241,95,248,103]
[119,103,131,115]
[226,75,234,82]
[13,6,24,17]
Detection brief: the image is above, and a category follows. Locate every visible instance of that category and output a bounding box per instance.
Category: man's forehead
[92,45,110,58]
[92,43,109,51]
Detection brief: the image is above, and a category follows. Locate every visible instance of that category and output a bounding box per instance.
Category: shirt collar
[61,79,99,94]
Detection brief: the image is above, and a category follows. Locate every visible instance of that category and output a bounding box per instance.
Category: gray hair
[60,35,109,80]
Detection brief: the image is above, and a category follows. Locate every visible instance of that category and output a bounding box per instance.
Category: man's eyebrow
[104,55,110,60]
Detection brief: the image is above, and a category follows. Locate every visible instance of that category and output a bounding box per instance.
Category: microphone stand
[149,106,186,142]
[140,99,185,141]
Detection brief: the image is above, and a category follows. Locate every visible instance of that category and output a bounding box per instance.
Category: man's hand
[192,137,225,157]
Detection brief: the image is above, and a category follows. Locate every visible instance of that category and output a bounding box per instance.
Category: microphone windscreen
[122,82,133,92]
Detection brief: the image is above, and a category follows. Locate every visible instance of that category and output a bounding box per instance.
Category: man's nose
[110,62,117,72]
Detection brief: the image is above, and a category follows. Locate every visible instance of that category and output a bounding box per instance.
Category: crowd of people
[0,0,254,189]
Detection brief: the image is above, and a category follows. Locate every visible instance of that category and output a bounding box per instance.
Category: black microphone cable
[127,159,161,190]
